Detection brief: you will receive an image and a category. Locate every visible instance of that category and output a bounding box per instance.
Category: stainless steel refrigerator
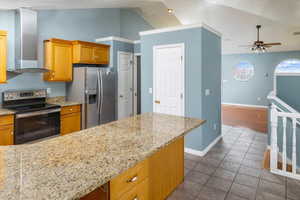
[66,67,116,129]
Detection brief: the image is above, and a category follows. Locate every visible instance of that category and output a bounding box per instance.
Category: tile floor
[167,125,300,200]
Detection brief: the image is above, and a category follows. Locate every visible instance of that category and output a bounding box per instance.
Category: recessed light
[167,9,174,14]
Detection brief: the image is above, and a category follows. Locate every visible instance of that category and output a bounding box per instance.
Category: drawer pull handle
[127,175,138,183]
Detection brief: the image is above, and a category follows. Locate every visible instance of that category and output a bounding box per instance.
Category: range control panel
[3,89,47,101]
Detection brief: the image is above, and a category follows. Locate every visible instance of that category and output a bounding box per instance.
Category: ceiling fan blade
[264,43,282,46]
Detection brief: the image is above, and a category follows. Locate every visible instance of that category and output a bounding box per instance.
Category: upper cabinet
[44,38,73,82]
[72,41,110,65]
[0,30,7,84]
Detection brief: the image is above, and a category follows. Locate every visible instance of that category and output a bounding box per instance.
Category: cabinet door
[93,46,109,65]
[79,45,94,64]
[0,125,14,145]
[149,137,184,200]
[61,112,81,135]
[52,43,73,81]
[0,33,7,83]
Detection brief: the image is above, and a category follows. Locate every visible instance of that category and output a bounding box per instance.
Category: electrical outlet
[213,123,217,131]
[205,89,210,96]
[47,88,51,94]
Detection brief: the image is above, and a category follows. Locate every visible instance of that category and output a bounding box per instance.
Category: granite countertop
[46,96,81,107]
[0,108,15,116]
[0,113,205,200]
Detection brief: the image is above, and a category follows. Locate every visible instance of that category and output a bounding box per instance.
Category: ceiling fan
[241,25,282,53]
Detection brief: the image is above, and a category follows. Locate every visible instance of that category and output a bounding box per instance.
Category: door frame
[133,53,141,115]
[117,51,134,119]
[153,43,185,116]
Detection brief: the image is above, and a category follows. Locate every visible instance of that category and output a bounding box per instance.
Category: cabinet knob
[11,132,13,135]
[133,196,139,200]
[127,175,138,183]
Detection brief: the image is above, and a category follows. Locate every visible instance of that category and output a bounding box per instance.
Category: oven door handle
[16,108,61,119]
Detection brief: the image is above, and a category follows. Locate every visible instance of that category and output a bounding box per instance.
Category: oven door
[15,109,61,144]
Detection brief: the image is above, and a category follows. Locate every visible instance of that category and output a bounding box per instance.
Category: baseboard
[185,135,222,157]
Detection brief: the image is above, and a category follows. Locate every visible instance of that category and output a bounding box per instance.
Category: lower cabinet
[60,105,81,135]
[0,115,14,145]
[81,137,184,200]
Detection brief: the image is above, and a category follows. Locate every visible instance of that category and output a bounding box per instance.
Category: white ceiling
[2,0,300,54]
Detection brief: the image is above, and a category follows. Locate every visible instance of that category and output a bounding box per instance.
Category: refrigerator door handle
[97,70,101,123]
[100,70,104,120]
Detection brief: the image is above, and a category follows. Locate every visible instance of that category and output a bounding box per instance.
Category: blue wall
[201,28,222,149]
[120,9,153,41]
[277,75,300,111]
[222,51,300,106]
[141,27,221,151]
[0,8,151,102]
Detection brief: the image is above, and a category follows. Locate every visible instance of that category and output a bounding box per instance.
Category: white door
[118,51,134,119]
[153,43,185,116]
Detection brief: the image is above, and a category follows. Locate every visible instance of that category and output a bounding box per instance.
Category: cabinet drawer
[61,105,81,115]
[110,159,149,199]
[61,112,81,135]
[115,179,149,200]
[0,125,14,145]
[0,115,14,126]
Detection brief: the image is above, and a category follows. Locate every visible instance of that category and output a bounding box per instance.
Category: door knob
[120,95,124,98]
[155,100,160,104]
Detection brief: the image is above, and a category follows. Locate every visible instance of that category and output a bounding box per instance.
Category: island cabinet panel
[80,185,109,200]
[60,105,81,135]
[72,41,110,65]
[0,115,14,145]
[148,137,184,200]
[43,38,73,82]
[0,30,7,84]
[110,159,149,200]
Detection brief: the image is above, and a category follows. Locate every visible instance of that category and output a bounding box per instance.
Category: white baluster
[292,118,297,174]
[282,117,287,172]
[271,104,279,170]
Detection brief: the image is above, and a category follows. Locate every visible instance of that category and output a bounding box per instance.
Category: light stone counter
[0,108,15,116]
[46,96,81,107]
[0,113,205,200]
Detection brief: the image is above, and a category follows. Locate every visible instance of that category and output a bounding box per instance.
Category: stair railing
[270,103,300,180]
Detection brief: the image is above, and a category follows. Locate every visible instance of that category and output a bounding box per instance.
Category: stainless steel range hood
[9,8,48,73]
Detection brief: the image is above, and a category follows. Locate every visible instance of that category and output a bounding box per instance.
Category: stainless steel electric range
[2,89,61,144]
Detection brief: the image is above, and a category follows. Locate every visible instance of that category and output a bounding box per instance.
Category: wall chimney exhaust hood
[8,8,49,74]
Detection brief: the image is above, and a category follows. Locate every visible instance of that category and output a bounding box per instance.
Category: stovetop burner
[2,89,61,114]
[8,103,61,114]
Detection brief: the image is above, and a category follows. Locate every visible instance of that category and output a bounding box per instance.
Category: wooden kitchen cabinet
[43,38,73,82]
[60,105,81,135]
[81,137,184,200]
[148,137,184,200]
[0,30,7,84]
[72,41,110,65]
[0,115,14,145]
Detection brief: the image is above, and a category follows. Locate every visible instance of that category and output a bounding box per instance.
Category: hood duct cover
[11,8,48,73]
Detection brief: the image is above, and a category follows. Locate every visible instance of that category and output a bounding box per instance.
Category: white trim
[134,53,141,56]
[267,91,299,113]
[275,72,300,76]
[134,40,141,44]
[140,23,222,37]
[96,36,135,44]
[222,102,268,109]
[153,43,185,116]
[185,135,222,157]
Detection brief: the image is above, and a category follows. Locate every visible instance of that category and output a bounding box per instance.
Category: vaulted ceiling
[2,0,300,54]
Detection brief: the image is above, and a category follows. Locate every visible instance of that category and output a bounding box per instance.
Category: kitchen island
[0,113,205,200]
